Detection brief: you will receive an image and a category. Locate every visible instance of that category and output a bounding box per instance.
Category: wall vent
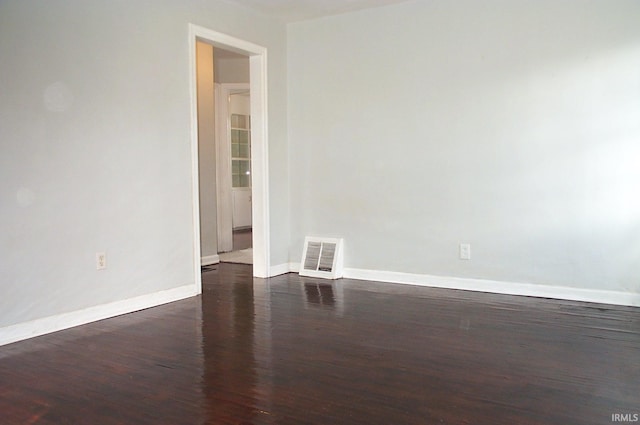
[299,237,344,279]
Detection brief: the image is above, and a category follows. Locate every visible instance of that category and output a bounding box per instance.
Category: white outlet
[96,252,107,270]
[459,243,471,260]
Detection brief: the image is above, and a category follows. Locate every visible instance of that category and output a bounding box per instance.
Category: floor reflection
[304,283,335,307]
[202,266,258,424]
[301,279,345,315]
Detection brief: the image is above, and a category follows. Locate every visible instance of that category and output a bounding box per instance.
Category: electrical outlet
[96,252,107,270]
[459,244,471,260]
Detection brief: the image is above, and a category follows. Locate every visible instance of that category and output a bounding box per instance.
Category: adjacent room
[1,0,639,423]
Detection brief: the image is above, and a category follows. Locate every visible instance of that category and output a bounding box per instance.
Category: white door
[232,189,252,229]
[229,94,252,230]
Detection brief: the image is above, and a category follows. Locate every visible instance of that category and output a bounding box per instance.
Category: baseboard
[345,268,640,307]
[0,284,198,347]
[201,255,220,266]
[269,263,292,277]
[233,226,252,232]
[287,262,640,307]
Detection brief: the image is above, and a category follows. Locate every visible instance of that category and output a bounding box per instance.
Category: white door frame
[188,24,270,289]
[214,82,232,253]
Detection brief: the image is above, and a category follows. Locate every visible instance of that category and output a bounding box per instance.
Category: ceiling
[225,0,411,22]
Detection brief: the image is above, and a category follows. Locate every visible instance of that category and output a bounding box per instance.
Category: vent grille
[300,237,344,279]
[318,243,336,271]
[303,242,323,271]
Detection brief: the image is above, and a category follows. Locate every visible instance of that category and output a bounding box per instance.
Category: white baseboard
[0,284,197,347]
[201,255,220,266]
[4,264,636,348]
[287,262,640,307]
[269,263,291,277]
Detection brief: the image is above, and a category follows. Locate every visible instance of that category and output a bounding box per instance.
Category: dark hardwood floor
[1,263,638,424]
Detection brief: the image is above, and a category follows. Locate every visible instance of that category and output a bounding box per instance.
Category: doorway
[218,83,253,265]
[188,24,270,292]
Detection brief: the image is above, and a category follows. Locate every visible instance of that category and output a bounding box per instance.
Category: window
[230,114,251,188]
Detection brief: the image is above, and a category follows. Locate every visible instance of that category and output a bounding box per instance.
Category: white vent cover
[299,237,344,279]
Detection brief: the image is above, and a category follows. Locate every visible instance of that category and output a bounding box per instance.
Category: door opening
[218,83,253,265]
[188,24,270,292]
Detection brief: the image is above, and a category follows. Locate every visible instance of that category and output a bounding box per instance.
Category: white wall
[215,55,250,84]
[0,0,288,331]
[288,0,640,294]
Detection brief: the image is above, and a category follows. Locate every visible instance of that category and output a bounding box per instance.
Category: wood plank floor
[1,263,638,424]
